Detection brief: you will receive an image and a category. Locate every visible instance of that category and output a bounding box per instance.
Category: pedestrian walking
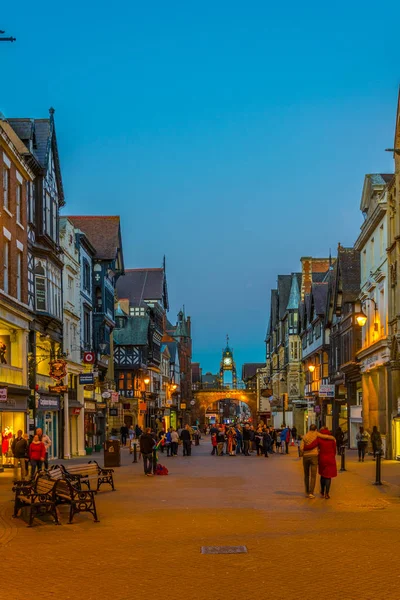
[356,426,370,462]
[211,432,217,455]
[300,424,335,499]
[170,429,179,456]
[35,428,51,470]
[135,424,143,438]
[255,426,264,456]
[139,427,156,476]
[217,428,226,456]
[335,427,344,455]
[227,427,237,456]
[280,425,290,454]
[165,428,173,457]
[120,424,129,447]
[29,434,46,478]
[262,428,272,457]
[242,424,251,455]
[235,425,243,455]
[180,425,192,456]
[304,427,337,499]
[371,426,382,459]
[11,430,28,480]
[291,426,297,443]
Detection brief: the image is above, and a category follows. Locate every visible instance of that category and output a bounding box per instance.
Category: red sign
[83,352,95,364]
[72,408,81,415]
[139,402,147,411]
[111,392,119,403]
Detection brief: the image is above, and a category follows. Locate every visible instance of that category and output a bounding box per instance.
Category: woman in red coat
[317,427,337,499]
[303,427,337,499]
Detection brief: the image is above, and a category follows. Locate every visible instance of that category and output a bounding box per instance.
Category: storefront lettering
[0,386,7,402]
[38,396,60,410]
[35,275,47,312]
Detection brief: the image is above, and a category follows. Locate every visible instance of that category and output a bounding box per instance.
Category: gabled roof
[113,315,149,346]
[360,173,393,213]
[0,120,30,155]
[242,363,265,381]
[277,275,292,319]
[8,109,65,205]
[116,268,169,310]
[336,246,360,303]
[68,216,123,262]
[286,273,301,311]
[312,283,328,317]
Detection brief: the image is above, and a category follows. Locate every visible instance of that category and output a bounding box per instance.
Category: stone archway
[193,389,257,425]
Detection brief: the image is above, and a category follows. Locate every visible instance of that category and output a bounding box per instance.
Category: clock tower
[219,335,237,388]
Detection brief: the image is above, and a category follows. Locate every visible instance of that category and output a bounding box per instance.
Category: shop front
[84,401,97,449]
[36,394,60,459]
[0,389,29,470]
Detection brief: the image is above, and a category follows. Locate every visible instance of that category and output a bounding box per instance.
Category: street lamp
[308,365,315,373]
[356,298,378,331]
[144,377,150,385]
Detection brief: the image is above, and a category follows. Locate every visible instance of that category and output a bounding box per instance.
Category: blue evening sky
[2,1,400,374]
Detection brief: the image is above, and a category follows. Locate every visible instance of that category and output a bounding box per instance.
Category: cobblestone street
[1,441,400,599]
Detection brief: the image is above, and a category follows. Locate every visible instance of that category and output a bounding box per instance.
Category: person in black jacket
[180,425,192,456]
[120,424,129,447]
[242,425,251,456]
[12,430,28,480]
[139,428,156,476]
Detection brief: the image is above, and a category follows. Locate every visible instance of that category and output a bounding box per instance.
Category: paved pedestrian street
[2,443,400,600]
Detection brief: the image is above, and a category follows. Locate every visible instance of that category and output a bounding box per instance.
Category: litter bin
[104,439,121,467]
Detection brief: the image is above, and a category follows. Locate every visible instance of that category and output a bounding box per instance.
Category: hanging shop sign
[83,352,95,364]
[97,403,106,408]
[319,385,335,398]
[48,385,67,393]
[111,392,119,403]
[139,402,147,411]
[49,359,67,382]
[72,408,81,415]
[109,408,118,416]
[0,386,8,402]
[102,391,111,399]
[190,400,195,406]
[180,403,187,409]
[79,372,94,385]
[166,399,172,406]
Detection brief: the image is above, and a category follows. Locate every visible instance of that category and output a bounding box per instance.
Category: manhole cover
[201,546,248,554]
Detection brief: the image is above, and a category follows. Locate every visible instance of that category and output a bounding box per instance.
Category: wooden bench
[55,478,99,524]
[55,461,115,492]
[12,474,59,527]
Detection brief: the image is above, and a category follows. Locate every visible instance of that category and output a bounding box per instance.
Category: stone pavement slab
[1,441,400,600]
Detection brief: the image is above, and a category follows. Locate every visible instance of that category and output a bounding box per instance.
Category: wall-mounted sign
[111,392,119,403]
[72,408,81,415]
[83,352,95,364]
[49,359,67,382]
[319,385,335,398]
[109,408,118,416]
[84,401,96,411]
[35,274,47,311]
[180,403,187,409]
[139,402,147,411]
[0,386,8,402]
[79,373,94,385]
[314,405,321,414]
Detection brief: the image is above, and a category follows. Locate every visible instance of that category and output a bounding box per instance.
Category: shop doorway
[44,412,58,459]
[124,415,133,427]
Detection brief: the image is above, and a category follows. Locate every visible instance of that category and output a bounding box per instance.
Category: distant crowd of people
[208,423,296,457]
[137,424,200,476]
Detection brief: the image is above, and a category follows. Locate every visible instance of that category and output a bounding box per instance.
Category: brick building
[0,118,35,469]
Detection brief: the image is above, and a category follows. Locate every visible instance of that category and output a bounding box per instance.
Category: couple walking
[300,424,337,499]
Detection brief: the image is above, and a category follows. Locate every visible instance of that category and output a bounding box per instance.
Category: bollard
[373,450,383,485]
[339,445,346,472]
[132,443,138,464]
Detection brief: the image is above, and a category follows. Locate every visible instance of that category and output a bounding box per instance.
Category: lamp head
[355,311,367,327]
[144,377,150,385]
[308,365,315,373]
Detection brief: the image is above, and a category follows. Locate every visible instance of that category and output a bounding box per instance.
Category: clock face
[224,357,232,366]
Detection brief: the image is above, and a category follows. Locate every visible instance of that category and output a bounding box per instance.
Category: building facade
[9,110,65,459]
[355,174,391,455]
[0,119,34,469]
